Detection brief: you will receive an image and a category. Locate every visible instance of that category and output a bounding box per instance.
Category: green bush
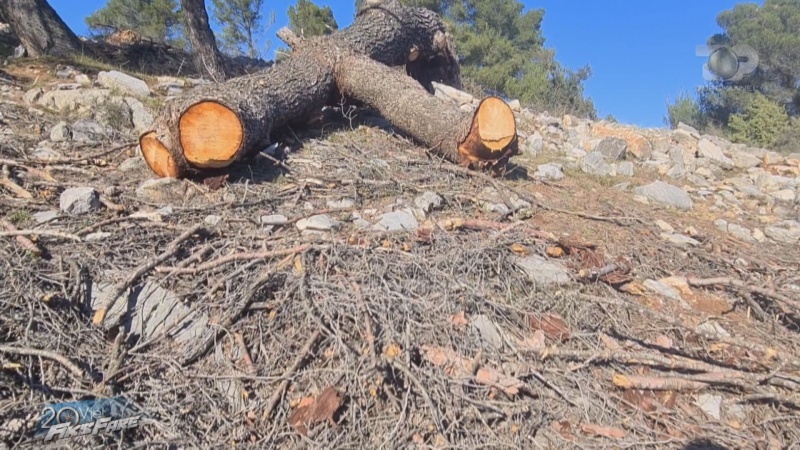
[727,93,789,148]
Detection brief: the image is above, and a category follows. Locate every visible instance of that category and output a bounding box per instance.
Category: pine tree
[86,0,183,45]
[210,0,272,58]
[288,0,338,38]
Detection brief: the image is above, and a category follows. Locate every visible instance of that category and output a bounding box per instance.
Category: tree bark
[180,0,229,82]
[140,0,514,179]
[0,0,86,58]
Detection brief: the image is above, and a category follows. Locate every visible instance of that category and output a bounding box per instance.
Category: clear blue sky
[48,0,758,128]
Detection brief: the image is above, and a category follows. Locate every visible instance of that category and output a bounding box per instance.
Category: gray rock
[49,121,70,142]
[296,214,341,232]
[70,119,106,142]
[414,191,444,213]
[660,233,700,248]
[33,210,59,224]
[643,279,687,306]
[204,215,222,225]
[23,87,43,105]
[84,231,112,242]
[729,149,761,169]
[55,69,73,79]
[75,74,91,87]
[97,70,151,97]
[119,156,146,171]
[772,189,796,203]
[594,137,627,161]
[696,321,731,339]
[507,99,521,112]
[166,86,183,96]
[124,97,154,133]
[666,162,686,179]
[765,226,800,243]
[580,151,616,177]
[259,214,289,226]
[372,210,419,232]
[677,122,700,136]
[431,81,474,106]
[515,255,571,287]
[567,146,587,159]
[616,161,635,177]
[672,128,698,146]
[36,88,111,111]
[524,132,544,156]
[471,315,504,350]
[695,394,723,421]
[136,178,190,205]
[31,147,60,160]
[327,198,356,210]
[655,220,674,233]
[727,223,756,243]
[634,181,694,210]
[59,187,101,215]
[698,139,733,169]
[534,163,565,181]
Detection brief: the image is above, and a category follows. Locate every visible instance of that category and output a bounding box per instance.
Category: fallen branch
[0,345,86,380]
[0,219,41,256]
[688,276,800,315]
[92,224,205,326]
[263,330,322,421]
[155,244,312,275]
[0,229,82,242]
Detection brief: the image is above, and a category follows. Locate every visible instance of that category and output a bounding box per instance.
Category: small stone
[580,151,615,177]
[49,121,70,142]
[696,321,731,339]
[654,220,674,233]
[772,189,796,202]
[727,223,756,243]
[326,198,356,210]
[752,228,766,242]
[644,279,687,307]
[75,74,91,86]
[136,178,190,205]
[660,233,700,248]
[372,210,419,232]
[260,214,288,226]
[698,139,734,169]
[507,99,521,112]
[97,70,151,97]
[534,163,565,181]
[33,210,59,224]
[414,191,444,213]
[119,156,146,171]
[204,215,222,225]
[23,87,43,105]
[695,394,723,421]
[524,132,544,156]
[471,315,504,350]
[613,182,631,191]
[59,187,101,215]
[70,119,106,142]
[714,219,728,232]
[634,181,694,210]
[515,255,571,287]
[84,231,112,242]
[633,195,650,205]
[677,122,700,136]
[594,137,627,161]
[296,214,341,232]
[616,161,635,177]
[124,97,154,133]
[765,226,800,243]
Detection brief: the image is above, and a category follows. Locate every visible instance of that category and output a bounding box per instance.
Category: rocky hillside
[1,58,799,449]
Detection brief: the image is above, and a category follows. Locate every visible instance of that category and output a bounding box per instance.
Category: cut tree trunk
[180,0,229,82]
[140,0,516,179]
[0,0,86,58]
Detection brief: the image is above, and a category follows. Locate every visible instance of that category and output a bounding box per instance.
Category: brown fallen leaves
[529,313,571,342]
[552,420,627,441]
[288,386,344,436]
[421,345,524,396]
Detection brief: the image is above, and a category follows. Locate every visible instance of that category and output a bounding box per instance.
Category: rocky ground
[0,56,799,449]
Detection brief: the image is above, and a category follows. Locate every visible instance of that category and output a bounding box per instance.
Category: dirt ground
[1,59,799,450]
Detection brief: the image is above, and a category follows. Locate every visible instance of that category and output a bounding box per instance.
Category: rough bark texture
[0,0,86,58]
[336,54,516,169]
[180,0,229,82]
[141,0,499,179]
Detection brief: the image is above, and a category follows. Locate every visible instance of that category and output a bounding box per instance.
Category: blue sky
[48,0,758,128]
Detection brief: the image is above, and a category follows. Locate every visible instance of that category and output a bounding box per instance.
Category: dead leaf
[516,329,546,352]
[580,423,627,439]
[529,313,571,342]
[287,386,344,436]
[546,246,564,258]
[619,280,646,296]
[476,367,524,396]
[421,345,522,395]
[612,374,632,389]
[203,174,229,190]
[383,343,402,359]
[551,420,575,441]
[510,243,529,255]
[449,311,469,330]
[599,333,621,351]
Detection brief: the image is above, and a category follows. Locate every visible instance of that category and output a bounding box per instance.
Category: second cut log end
[458,97,519,173]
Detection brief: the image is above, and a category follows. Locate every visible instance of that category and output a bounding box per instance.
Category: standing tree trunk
[180,0,229,82]
[0,0,85,58]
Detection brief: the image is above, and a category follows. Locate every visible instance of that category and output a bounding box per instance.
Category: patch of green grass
[6,210,32,226]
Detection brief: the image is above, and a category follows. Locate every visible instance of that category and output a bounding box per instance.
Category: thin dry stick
[0,345,85,380]
[92,224,204,326]
[157,244,312,275]
[234,333,255,375]
[688,276,800,313]
[0,219,41,256]
[263,330,322,421]
[0,229,82,242]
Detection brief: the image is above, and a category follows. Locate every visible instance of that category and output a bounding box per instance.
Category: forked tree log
[140,0,516,179]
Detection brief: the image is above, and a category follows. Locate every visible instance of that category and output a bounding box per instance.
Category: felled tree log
[140,0,516,179]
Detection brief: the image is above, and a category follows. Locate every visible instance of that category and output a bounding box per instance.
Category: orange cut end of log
[477,97,516,152]
[179,101,244,169]
[140,132,180,178]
